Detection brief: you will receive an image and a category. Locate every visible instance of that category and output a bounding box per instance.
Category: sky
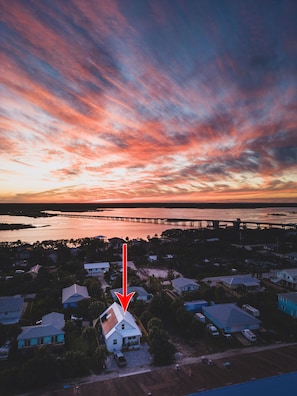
[1,0,297,204]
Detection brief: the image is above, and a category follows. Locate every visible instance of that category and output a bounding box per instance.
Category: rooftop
[172,277,199,288]
[203,303,261,329]
[62,284,89,304]
[0,295,24,313]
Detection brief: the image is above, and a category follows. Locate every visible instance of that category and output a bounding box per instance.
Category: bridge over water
[58,214,297,230]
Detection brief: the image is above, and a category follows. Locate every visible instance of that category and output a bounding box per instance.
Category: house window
[24,339,30,347]
[113,339,117,345]
[122,324,125,330]
[51,335,58,343]
[38,337,44,345]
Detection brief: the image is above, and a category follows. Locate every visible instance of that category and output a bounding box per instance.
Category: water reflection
[0,207,296,244]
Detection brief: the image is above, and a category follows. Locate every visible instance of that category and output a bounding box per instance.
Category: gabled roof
[42,312,65,329]
[62,284,89,304]
[172,277,199,288]
[0,295,24,313]
[100,302,141,338]
[17,324,64,340]
[278,292,297,303]
[203,303,261,329]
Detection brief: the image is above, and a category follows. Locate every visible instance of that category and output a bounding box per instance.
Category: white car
[207,324,219,336]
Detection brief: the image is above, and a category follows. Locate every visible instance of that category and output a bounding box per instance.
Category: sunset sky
[1,0,297,203]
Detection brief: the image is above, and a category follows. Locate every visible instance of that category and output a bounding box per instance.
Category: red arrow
[115,243,135,313]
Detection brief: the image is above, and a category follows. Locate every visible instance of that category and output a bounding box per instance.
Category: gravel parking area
[106,343,152,371]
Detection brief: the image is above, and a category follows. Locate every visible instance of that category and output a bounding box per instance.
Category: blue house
[17,312,65,350]
[278,292,297,318]
[110,286,152,302]
[62,284,90,309]
[0,295,24,325]
[203,303,261,333]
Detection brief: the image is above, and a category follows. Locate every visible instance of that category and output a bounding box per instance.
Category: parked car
[207,324,219,336]
[222,332,232,339]
[114,352,127,367]
[241,329,257,342]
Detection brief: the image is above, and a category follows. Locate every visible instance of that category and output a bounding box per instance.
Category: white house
[84,262,110,277]
[172,277,199,295]
[100,302,141,352]
[276,268,297,290]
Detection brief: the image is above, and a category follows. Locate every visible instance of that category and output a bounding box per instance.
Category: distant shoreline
[0,201,296,215]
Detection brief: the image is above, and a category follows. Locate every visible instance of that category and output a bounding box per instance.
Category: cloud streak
[0,0,296,203]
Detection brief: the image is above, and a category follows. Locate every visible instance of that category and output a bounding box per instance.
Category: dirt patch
[171,336,208,359]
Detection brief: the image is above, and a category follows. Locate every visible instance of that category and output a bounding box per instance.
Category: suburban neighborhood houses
[1,223,297,394]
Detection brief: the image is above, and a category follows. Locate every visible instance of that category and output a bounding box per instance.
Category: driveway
[106,342,152,372]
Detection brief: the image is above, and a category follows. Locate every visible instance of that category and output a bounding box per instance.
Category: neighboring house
[203,303,261,333]
[0,295,24,325]
[221,276,260,292]
[100,302,141,352]
[172,277,200,295]
[17,312,65,350]
[278,292,297,318]
[62,284,90,309]
[84,262,110,276]
[110,286,152,302]
[42,312,65,329]
[276,268,297,290]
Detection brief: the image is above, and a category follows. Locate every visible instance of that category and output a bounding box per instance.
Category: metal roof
[62,284,89,304]
[203,303,261,329]
[17,325,64,340]
[172,277,199,288]
[0,295,24,313]
[100,302,141,338]
[42,312,65,329]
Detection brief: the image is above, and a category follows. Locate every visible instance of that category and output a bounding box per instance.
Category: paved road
[70,341,297,388]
